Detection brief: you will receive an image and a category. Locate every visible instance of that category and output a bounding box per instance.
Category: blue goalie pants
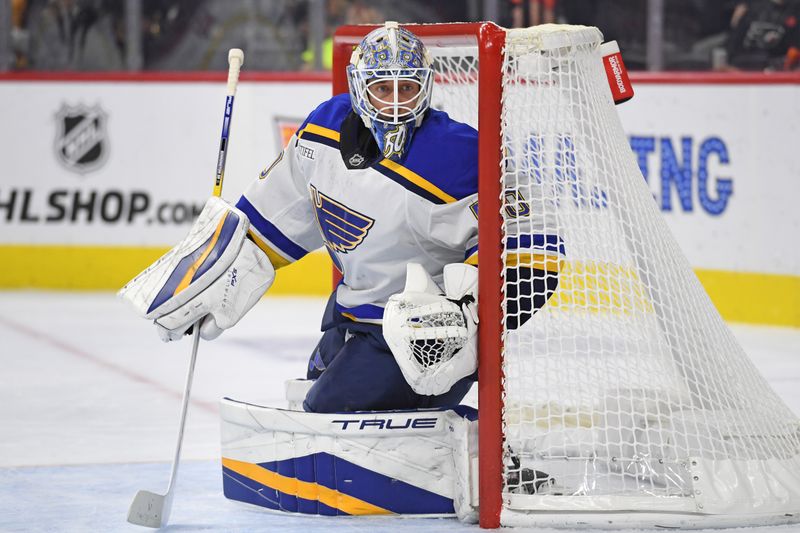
[303,292,475,413]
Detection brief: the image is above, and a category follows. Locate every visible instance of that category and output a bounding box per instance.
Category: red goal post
[333,22,507,528]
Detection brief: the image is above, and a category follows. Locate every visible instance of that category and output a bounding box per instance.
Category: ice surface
[0,292,798,532]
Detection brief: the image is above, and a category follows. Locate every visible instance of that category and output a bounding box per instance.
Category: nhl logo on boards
[349,153,365,167]
[54,104,109,174]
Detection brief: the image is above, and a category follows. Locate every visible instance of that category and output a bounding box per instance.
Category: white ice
[0,291,798,532]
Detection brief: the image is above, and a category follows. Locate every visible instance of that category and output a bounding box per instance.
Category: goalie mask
[347,22,433,161]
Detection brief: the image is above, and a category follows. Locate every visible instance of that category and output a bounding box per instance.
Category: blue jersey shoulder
[298,93,351,134]
[299,97,478,202]
[403,109,478,201]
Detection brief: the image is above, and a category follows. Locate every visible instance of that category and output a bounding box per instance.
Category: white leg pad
[220,397,479,518]
[451,408,480,522]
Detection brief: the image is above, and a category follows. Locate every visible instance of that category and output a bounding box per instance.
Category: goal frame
[333,22,507,528]
[332,20,800,531]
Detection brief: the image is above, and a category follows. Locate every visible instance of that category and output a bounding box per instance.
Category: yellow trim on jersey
[299,123,457,205]
[247,230,291,269]
[378,158,458,204]
[506,252,563,273]
[468,252,563,270]
[222,457,392,516]
[299,123,341,142]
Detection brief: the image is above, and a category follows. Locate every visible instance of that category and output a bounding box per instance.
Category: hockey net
[333,23,800,528]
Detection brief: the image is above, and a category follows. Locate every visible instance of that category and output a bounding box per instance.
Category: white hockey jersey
[237,94,563,324]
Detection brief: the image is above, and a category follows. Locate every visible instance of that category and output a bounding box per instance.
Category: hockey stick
[127,48,244,529]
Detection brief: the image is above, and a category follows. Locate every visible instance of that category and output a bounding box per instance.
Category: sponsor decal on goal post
[600,41,633,105]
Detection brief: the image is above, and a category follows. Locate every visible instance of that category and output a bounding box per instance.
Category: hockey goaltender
[119,22,559,522]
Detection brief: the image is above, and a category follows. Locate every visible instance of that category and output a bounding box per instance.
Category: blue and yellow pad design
[147,211,240,314]
[222,452,454,516]
[219,398,478,518]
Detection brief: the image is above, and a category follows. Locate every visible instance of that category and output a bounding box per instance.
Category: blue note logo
[504,190,531,218]
[310,185,375,259]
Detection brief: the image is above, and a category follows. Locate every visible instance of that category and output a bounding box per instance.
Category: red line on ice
[0,314,217,415]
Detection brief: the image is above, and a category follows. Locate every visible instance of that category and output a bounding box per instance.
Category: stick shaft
[127,323,201,528]
[213,95,234,198]
[129,49,245,529]
[164,47,243,508]
[213,50,244,198]
[161,48,243,518]
[163,49,244,510]
[165,323,201,495]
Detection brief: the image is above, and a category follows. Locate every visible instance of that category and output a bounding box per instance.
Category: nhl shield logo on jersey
[310,185,375,255]
[54,104,109,174]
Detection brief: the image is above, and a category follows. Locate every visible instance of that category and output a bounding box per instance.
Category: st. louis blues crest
[55,103,109,174]
[310,185,374,272]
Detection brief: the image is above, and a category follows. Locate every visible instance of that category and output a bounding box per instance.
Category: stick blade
[127,490,169,528]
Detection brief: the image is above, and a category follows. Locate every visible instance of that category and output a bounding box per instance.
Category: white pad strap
[285,378,314,411]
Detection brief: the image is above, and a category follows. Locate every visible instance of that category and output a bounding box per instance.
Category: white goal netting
[424,24,800,527]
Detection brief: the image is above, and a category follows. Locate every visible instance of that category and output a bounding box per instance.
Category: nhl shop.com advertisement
[0,81,320,247]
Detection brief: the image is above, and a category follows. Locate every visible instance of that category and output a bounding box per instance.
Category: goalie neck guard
[346,22,433,161]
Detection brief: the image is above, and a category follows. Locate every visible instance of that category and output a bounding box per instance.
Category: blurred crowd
[5,0,800,72]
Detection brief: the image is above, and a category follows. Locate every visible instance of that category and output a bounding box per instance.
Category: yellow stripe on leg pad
[221,457,392,515]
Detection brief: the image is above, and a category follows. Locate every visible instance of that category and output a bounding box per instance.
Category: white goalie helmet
[347,22,434,160]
